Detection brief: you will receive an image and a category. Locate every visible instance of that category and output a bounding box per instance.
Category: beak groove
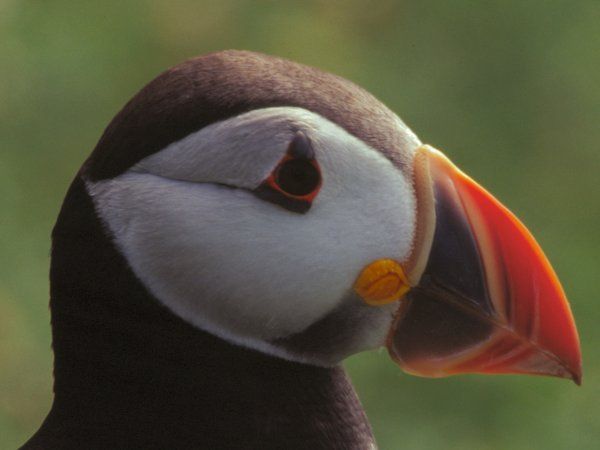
[386,145,582,384]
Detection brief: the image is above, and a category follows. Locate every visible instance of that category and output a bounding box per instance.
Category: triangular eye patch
[254,131,322,214]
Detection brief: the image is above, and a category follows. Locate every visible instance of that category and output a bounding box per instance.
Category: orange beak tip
[387,145,582,384]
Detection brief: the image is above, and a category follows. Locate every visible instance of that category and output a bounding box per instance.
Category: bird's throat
[23,177,375,450]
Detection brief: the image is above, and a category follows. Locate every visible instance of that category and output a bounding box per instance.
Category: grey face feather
[86,107,420,366]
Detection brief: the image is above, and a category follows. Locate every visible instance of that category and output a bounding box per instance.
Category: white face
[86,107,421,365]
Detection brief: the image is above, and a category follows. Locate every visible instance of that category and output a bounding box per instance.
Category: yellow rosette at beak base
[354,259,411,306]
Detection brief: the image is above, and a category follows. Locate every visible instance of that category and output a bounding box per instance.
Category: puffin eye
[274,159,321,197]
[253,131,322,214]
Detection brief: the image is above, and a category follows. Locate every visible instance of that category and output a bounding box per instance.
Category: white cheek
[86,107,418,360]
[87,161,413,341]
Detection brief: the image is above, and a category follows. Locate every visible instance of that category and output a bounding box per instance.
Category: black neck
[23,176,375,450]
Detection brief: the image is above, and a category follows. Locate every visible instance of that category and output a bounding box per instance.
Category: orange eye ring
[253,131,322,213]
[264,154,322,202]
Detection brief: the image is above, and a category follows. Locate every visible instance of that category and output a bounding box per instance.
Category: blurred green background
[1,0,598,448]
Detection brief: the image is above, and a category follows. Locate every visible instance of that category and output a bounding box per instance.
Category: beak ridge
[387,146,582,384]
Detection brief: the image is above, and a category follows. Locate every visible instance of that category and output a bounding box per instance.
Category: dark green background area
[1,1,598,448]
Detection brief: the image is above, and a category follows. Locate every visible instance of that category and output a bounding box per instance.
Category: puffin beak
[355,145,582,384]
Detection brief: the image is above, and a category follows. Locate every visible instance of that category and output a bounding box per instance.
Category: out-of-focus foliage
[1,1,598,448]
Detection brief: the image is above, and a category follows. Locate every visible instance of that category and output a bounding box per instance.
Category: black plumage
[24,51,390,449]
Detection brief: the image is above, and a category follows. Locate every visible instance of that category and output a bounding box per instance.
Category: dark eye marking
[275,158,320,196]
[254,131,322,213]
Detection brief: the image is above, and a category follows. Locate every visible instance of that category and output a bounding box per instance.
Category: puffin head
[78,50,580,382]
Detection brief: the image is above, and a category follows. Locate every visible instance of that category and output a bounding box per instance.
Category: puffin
[23,50,581,450]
